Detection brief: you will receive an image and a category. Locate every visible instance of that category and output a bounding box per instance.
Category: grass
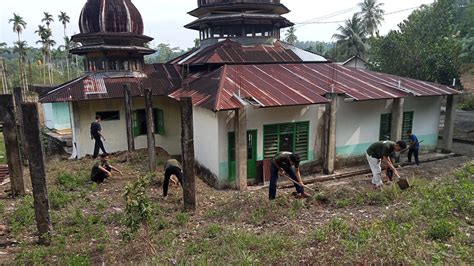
[3,159,473,265]
[0,134,5,164]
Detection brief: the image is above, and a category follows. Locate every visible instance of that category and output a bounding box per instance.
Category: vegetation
[284,26,298,45]
[1,153,471,264]
[332,14,368,58]
[459,95,474,110]
[0,134,5,164]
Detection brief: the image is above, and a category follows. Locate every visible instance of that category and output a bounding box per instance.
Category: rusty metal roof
[169,63,458,111]
[40,64,181,103]
[174,39,326,65]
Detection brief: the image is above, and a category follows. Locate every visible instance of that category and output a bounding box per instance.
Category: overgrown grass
[459,95,474,111]
[0,134,6,164]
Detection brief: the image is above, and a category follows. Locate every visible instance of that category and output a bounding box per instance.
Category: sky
[0,0,434,49]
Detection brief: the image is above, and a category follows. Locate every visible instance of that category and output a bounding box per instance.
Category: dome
[79,0,144,35]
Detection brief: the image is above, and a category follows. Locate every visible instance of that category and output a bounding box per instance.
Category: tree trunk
[180,97,196,211]
[144,88,156,172]
[124,85,135,151]
[21,103,52,245]
[13,87,27,164]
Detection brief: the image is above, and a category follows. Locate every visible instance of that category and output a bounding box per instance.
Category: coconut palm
[42,12,54,29]
[357,0,385,37]
[333,14,368,57]
[284,26,298,45]
[58,11,70,79]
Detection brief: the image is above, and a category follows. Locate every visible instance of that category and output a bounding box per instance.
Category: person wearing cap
[269,151,309,200]
[366,140,407,189]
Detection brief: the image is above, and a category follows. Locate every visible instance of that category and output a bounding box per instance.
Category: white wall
[193,106,220,176]
[74,96,181,158]
[215,104,325,184]
[336,96,443,158]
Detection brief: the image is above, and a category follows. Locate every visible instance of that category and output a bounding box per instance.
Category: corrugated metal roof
[174,39,327,65]
[40,64,181,103]
[170,63,458,111]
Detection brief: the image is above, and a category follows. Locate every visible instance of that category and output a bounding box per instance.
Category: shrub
[427,219,456,241]
[459,95,474,111]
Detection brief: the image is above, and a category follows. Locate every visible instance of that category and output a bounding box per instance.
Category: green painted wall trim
[219,162,229,182]
[336,133,439,157]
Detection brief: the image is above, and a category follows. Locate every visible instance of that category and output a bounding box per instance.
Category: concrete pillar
[323,94,338,175]
[442,95,457,153]
[180,97,196,211]
[235,107,247,191]
[144,88,156,172]
[391,98,404,141]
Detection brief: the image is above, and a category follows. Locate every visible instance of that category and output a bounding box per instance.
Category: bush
[56,171,88,191]
[459,95,474,111]
[427,219,456,241]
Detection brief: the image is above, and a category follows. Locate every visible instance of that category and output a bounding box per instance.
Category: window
[96,111,120,121]
[263,121,309,161]
[379,113,392,140]
[132,108,165,137]
[402,111,414,142]
[379,111,414,141]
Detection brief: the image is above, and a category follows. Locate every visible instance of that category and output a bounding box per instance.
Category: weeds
[176,212,189,226]
[8,195,35,234]
[427,219,457,241]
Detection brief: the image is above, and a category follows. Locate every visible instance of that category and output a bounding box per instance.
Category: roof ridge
[214,65,229,111]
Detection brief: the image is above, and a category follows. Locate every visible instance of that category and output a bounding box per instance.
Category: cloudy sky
[1,0,434,49]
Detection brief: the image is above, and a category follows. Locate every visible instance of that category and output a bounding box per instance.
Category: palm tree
[284,26,298,45]
[333,14,368,57]
[13,41,29,91]
[35,25,49,83]
[9,13,27,42]
[0,42,9,93]
[42,12,54,29]
[58,11,71,79]
[58,12,70,37]
[357,0,385,37]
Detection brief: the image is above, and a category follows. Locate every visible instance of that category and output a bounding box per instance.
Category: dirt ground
[0,141,472,264]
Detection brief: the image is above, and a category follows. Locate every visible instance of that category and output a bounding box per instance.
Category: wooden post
[323,94,338,175]
[391,98,404,141]
[13,87,27,164]
[442,95,457,153]
[124,85,135,152]
[144,88,156,172]
[0,95,25,197]
[180,97,196,211]
[235,107,248,191]
[21,103,52,245]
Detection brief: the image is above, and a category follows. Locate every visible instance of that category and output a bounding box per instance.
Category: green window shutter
[379,113,392,141]
[228,132,236,162]
[263,124,279,159]
[295,122,310,161]
[132,111,140,137]
[154,109,165,135]
[401,111,414,142]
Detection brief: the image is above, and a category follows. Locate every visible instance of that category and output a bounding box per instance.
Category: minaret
[71,0,155,76]
[186,0,293,47]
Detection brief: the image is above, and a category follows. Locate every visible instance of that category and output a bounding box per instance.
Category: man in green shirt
[269,152,309,200]
[366,140,407,188]
[90,154,123,183]
[163,159,183,198]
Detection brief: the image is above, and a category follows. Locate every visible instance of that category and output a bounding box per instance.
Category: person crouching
[90,154,122,184]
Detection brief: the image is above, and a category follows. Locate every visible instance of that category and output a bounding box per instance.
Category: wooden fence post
[180,97,196,211]
[13,87,27,164]
[144,88,156,172]
[0,95,25,197]
[124,84,135,152]
[21,103,52,245]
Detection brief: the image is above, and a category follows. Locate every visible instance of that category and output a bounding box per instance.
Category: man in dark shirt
[163,159,183,198]
[366,140,407,188]
[90,154,123,183]
[269,152,309,200]
[407,130,420,166]
[90,115,107,159]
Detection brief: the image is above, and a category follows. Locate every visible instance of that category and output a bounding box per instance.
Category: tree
[194,38,201,48]
[369,0,462,86]
[58,11,71,79]
[35,25,49,83]
[285,26,298,45]
[357,0,385,37]
[9,14,28,90]
[333,14,367,58]
[42,12,54,29]
[0,43,9,93]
